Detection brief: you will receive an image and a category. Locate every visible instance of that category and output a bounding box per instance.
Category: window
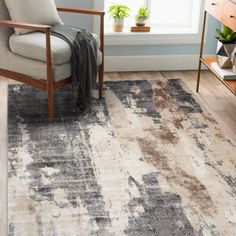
[93,0,204,45]
[104,0,202,33]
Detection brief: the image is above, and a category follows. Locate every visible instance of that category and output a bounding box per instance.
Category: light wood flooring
[0,71,236,235]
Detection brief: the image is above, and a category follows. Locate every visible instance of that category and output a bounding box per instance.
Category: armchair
[0,0,105,122]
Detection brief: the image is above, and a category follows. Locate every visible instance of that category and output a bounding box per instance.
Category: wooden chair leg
[46,30,54,122]
[99,65,104,99]
[47,87,54,123]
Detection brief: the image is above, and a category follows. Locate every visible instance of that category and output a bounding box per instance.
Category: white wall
[56,0,220,71]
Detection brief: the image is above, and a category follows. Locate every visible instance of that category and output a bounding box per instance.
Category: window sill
[104,27,202,46]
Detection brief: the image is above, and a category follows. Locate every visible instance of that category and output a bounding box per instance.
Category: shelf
[201,57,236,95]
[197,5,236,98]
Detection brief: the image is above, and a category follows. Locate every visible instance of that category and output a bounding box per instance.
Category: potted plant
[135,7,150,27]
[216,25,236,69]
[108,4,130,32]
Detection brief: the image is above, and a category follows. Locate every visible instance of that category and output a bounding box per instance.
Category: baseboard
[104,54,213,72]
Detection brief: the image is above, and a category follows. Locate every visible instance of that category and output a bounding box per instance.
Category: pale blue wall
[55,0,220,57]
[55,0,93,30]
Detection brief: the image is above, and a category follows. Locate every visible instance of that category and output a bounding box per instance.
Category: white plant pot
[113,18,124,32]
[135,19,146,27]
[216,40,235,69]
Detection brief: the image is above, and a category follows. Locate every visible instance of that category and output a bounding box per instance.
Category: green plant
[108,4,130,20]
[135,7,150,21]
[216,25,236,44]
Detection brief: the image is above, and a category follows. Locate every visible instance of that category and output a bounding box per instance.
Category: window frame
[93,0,205,46]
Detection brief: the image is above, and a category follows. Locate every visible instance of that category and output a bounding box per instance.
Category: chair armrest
[0,20,51,32]
[57,6,105,69]
[57,6,105,16]
[0,20,53,84]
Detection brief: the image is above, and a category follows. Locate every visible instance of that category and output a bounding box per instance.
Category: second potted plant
[216,25,236,69]
[108,4,130,32]
[135,7,150,27]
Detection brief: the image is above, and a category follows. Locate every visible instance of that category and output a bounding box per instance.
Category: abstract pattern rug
[8,79,236,236]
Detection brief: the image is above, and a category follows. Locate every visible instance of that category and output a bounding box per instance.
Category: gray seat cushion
[9,32,102,65]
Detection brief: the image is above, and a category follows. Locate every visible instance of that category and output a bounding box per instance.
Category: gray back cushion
[4,0,63,35]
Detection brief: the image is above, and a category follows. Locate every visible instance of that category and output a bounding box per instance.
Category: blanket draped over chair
[51,24,98,111]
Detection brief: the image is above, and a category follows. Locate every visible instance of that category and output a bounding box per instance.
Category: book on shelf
[130,26,150,32]
[211,62,236,80]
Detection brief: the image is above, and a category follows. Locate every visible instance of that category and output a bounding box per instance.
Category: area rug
[8,79,236,236]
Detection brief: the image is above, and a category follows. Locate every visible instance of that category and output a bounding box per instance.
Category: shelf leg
[196,10,207,93]
[196,61,202,93]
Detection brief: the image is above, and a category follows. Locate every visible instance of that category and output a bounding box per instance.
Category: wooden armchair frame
[0,6,105,122]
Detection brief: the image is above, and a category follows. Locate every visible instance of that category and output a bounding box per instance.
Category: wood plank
[222,0,236,31]
[131,26,151,32]
[0,69,47,90]
[54,78,72,90]
[205,0,224,21]
[0,19,50,32]
[205,0,236,31]
[201,57,236,95]
[57,6,105,16]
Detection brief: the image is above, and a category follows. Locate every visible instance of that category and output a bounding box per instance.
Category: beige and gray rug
[8,79,236,236]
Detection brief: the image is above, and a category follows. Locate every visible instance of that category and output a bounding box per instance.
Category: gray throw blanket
[51,24,98,111]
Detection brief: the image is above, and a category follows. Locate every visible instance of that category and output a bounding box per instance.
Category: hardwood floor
[0,71,236,235]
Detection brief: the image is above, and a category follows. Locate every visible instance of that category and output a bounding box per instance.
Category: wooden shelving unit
[197,0,236,96]
[201,57,236,95]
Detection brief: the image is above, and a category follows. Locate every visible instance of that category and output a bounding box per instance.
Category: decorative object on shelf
[197,0,236,96]
[211,62,236,80]
[108,4,130,32]
[215,25,236,69]
[131,26,150,32]
[231,47,236,73]
[135,7,150,27]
